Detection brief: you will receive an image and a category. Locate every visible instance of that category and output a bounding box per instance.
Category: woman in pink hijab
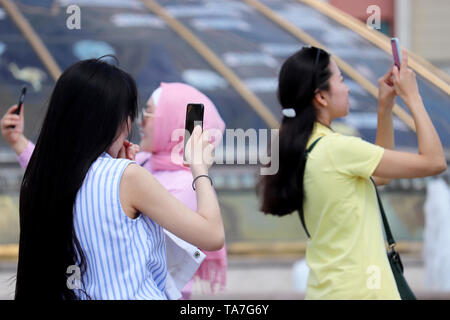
[1,82,227,300]
[136,82,227,299]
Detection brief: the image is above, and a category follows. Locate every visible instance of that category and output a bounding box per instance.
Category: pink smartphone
[391,37,402,68]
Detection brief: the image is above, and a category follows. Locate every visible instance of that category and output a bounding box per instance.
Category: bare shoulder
[122,162,145,179]
[119,163,150,219]
[120,162,161,194]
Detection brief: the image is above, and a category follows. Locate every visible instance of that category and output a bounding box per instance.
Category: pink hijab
[148,82,227,295]
[150,82,225,171]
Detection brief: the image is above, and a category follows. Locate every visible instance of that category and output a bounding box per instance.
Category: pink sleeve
[17,140,35,169]
[160,171,227,295]
[170,182,198,212]
[135,151,153,173]
[173,179,227,294]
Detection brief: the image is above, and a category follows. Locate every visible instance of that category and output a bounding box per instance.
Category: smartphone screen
[391,38,402,68]
[183,103,204,162]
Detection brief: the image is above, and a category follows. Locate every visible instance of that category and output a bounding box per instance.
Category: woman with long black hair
[13,58,223,300]
[258,46,446,299]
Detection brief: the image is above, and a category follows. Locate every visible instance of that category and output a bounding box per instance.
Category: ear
[313,89,328,108]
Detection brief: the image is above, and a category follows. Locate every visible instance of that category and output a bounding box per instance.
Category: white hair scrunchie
[282,108,296,118]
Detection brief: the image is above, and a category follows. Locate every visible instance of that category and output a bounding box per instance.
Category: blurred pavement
[2,254,448,300]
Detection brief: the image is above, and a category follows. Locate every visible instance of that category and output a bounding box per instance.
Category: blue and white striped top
[73,152,168,300]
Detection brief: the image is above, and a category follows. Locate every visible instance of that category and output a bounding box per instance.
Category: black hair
[15,57,138,300]
[258,46,332,238]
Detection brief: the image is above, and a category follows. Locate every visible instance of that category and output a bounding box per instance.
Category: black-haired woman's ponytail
[257,46,332,238]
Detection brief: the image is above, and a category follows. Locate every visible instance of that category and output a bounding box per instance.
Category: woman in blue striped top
[15,57,224,300]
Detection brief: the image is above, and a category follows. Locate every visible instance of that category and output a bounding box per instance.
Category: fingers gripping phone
[10,85,27,129]
[391,38,402,69]
[183,103,204,162]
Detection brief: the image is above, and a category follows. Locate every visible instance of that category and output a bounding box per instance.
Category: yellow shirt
[303,122,400,300]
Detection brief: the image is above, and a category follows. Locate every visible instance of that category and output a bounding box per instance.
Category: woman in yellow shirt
[258,46,446,299]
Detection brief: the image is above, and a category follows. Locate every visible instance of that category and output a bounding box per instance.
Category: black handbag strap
[305,136,397,249]
[370,178,397,249]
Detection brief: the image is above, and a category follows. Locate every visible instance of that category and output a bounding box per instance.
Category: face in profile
[325,59,350,119]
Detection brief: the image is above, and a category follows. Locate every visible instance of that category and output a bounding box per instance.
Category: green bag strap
[370,178,397,249]
[306,136,324,156]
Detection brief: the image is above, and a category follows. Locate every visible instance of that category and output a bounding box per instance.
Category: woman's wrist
[406,98,425,119]
[12,135,29,156]
[402,92,422,108]
[192,174,213,190]
[377,104,394,116]
[191,165,208,178]
[378,95,395,110]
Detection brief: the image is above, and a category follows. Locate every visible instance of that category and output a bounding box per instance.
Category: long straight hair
[15,57,138,300]
[258,47,332,237]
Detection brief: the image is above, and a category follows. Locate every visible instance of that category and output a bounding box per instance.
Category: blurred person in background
[136,82,227,299]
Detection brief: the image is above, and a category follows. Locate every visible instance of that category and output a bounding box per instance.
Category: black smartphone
[10,85,27,129]
[15,85,27,115]
[183,103,204,162]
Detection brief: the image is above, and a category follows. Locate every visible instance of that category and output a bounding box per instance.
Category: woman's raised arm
[373,50,447,179]
[120,126,224,251]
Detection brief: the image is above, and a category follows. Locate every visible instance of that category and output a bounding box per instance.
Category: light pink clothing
[17,140,34,169]
[150,82,226,172]
[136,152,227,298]
[144,82,227,299]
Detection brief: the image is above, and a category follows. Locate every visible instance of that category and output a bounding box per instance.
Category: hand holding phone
[391,49,420,105]
[9,85,27,129]
[1,91,28,154]
[13,85,27,123]
[391,38,402,69]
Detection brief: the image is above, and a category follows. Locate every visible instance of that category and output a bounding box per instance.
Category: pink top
[149,82,225,173]
[136,155,227,295]
[147,82,227,295]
